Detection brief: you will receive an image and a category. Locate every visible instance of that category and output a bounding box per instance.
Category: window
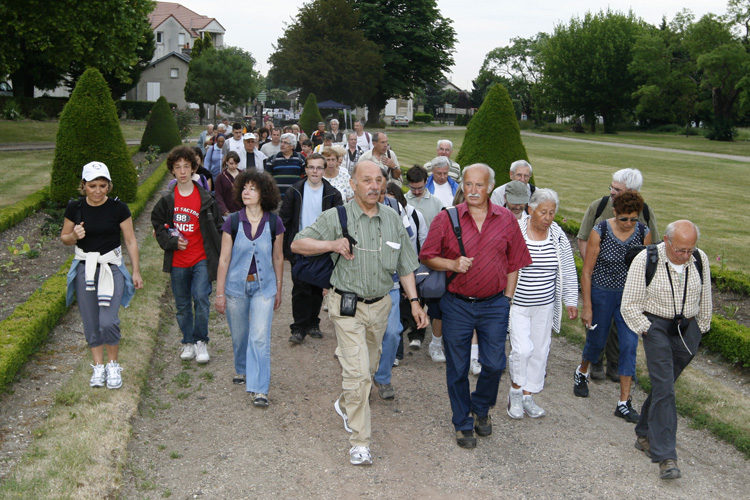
[178,33,185,46]
[170,68,179,79]
[156,31,163,44]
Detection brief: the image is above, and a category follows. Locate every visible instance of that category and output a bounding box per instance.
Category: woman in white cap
[61,161,143,389]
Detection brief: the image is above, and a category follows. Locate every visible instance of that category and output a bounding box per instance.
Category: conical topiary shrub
[50,68,137,204]
[298,93,324,136]
[455,84,534,187]
[140,96,182,152]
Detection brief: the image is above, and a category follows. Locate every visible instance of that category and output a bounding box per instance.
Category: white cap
[81,161,111,181]
[243,132,257,141]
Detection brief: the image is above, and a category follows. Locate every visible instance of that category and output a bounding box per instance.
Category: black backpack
[625,244,703,287]
[291,206,353,289]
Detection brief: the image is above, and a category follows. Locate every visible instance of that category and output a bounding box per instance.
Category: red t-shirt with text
[172,185,206,268]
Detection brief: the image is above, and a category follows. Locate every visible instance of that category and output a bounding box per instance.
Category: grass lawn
[524,128,750,156]
[0,119,148,143]
[0,151,54,208]
[386,128,750,274]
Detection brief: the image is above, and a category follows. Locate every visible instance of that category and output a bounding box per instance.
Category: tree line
[475,1,750,140]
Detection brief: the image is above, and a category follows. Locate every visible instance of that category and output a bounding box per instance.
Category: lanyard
[665,262,689,318]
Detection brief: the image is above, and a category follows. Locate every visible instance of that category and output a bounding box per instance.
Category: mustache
[467,193,481,198]
[367,190,380,196]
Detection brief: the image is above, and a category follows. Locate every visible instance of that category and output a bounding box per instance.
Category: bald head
[664,220,700,265]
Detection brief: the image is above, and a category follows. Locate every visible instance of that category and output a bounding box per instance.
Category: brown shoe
[634,435,651,458]
[456,430,477,449]
[659,459,681,480]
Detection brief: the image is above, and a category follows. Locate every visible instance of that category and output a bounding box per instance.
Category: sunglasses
[617,217,639,222]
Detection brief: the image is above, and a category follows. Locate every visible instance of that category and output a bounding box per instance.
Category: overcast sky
[175,0,723,92]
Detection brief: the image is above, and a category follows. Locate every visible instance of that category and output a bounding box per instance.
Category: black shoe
[307,326,323,339]
[288,331,304,344]
[573,369,589,397]
[473,414,492,437]
[232,374,246,385]
[456,429,477,449]
[590,361,605,381]
[606,363,619,382]
[614,397,640,423]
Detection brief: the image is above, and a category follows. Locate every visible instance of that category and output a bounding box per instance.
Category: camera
[668,314,691,336]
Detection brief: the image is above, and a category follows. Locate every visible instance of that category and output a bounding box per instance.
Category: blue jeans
[374,289,402,385]
[440,292,510,431]
[226,280,276,394]
[582,286,638,376]
[170,260,211,344]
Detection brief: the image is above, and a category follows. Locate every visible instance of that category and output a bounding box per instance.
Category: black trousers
[290,278,324,337]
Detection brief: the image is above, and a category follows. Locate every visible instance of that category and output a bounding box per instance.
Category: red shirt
[172,184,206,268]
[420,201,531,298]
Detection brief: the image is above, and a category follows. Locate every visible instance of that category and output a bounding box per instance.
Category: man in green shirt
[292,160,428,466]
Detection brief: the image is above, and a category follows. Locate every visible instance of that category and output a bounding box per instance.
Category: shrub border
[0,160,168,392]
[558,215,750,369]
[0,187,49,233]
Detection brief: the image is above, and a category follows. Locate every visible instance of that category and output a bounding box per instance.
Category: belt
[247,273,257,282]
[451,290,505,303]
[334,288,385,304]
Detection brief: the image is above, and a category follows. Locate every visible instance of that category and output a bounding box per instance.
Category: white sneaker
[334,397,352,433]
[195,341,210,363]
[409,339,422,350]
[180,343,196,360]
[470,359,482,376]
[428,342,446,363]
[522,395,546,418]
[507,389,524,419]
[106,361,123,389]
[349,445,372,466]
[90,364,106,388]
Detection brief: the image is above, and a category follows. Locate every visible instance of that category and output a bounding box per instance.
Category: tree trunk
[366,92,387,128]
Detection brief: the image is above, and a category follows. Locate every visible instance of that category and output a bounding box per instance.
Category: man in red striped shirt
[420,163,532,449]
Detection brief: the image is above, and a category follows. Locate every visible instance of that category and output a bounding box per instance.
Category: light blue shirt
[300,181,324,231]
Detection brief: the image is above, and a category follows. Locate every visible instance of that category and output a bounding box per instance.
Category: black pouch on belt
[340,291,357,317]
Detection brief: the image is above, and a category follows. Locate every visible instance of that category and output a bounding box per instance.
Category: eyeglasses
[409,185,425,193]
[609,185,624,194]
[281,140,292,145]
[306,166,325,171]
[668,239,694,256]
[617,217,639,222]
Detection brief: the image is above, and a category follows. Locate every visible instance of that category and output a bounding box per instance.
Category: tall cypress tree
[50,68,137,204]
[299,93,324,136]
[456,84,534,186]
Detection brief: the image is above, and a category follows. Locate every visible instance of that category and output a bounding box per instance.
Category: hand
[411,302,429,329]
[454,256,474,273]
[215,295,226,314]
[132,271,144,290]
[274,293,282,311]
[331,237,354,260]
[177,236,188,251]
[567,306,578,321]
[580,307,592,329]
[72,222,86,241]
[382,156,395,168]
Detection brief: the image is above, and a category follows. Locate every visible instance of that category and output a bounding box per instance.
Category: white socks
[470,344,479,361]
[430,334,442,347]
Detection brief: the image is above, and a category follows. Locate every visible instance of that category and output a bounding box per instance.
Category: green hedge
[0,161,167,392]
[0,96,68,119]
[0,256,71,391]
[139,96,182,152]
[711,266,750,295]
[703,316,750,368]
[299,93,324,138]
[0,188,48,233]
[116,99,176,121]
[413,113,433,123]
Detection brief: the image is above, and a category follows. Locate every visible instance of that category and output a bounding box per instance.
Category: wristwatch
[410,297,420,303]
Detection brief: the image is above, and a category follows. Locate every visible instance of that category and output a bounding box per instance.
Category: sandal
[232,374,245,385]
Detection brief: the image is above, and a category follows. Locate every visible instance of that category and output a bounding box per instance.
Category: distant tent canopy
[316,100,352,130]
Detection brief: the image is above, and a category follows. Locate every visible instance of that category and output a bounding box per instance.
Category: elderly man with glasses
[264,133,306,198]
[279,153,343,344]
[577,168,660,382]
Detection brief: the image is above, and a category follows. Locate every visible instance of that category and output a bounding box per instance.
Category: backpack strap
[230,212,240,242]
[692,249,703,284]
[642,202,651,225]
[444,206,465,287]
[644,244,659,287]
[594,195,609,221]
[411,208,421,255]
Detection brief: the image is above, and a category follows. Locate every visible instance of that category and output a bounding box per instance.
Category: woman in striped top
[508,189,579,419]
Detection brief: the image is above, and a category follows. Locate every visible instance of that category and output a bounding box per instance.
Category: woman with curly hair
[575,190,652,423]
[214,170,285,407]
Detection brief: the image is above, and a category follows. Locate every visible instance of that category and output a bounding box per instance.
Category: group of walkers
[62,119,711,480]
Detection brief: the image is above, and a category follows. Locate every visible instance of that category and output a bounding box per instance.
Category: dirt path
[119,264,750,499]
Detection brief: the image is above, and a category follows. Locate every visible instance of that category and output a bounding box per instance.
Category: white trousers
[508,303,554,394]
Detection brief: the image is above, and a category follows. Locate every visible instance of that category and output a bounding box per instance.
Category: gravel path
[119,263,750,499]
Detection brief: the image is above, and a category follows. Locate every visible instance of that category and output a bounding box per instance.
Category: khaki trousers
[328,289,390,447]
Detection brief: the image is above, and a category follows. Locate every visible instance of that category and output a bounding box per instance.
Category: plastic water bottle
[164,224,185,239]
